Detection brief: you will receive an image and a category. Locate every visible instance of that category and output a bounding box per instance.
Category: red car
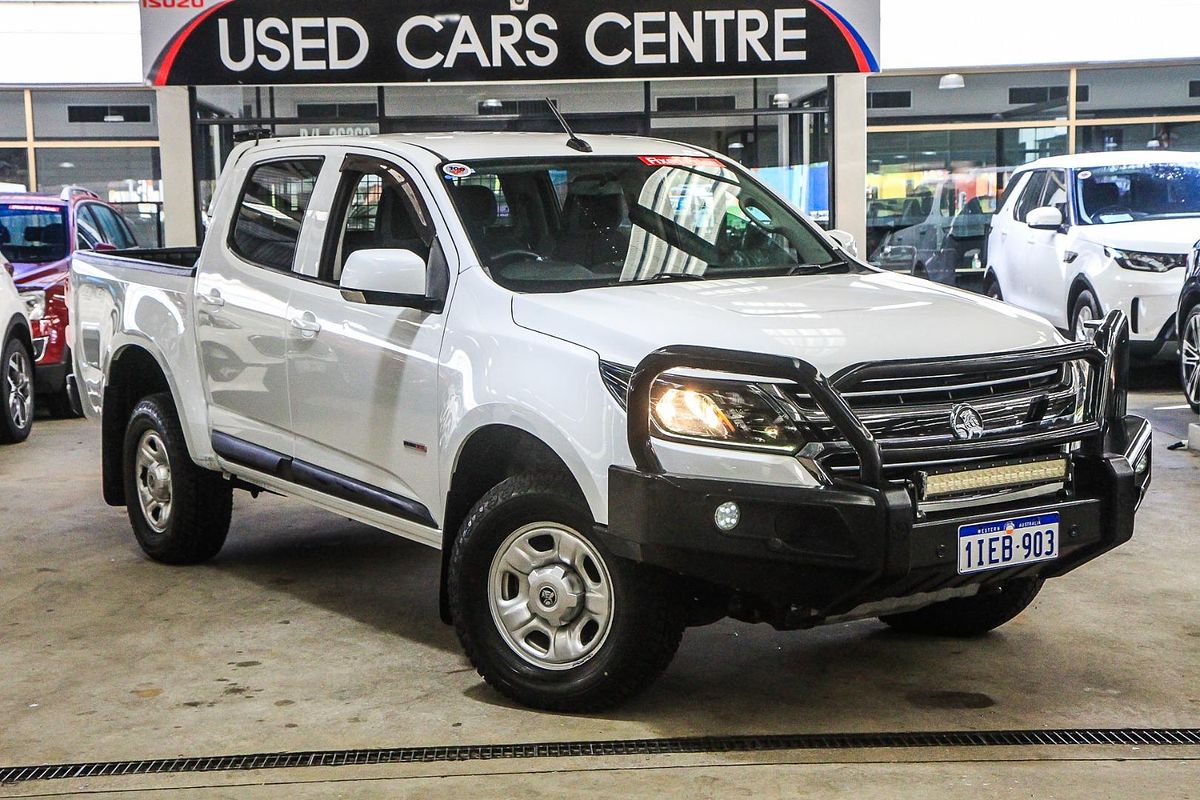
[0,187,139,416]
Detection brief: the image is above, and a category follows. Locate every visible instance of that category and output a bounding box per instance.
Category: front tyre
[1070,289,1103,342]
[0,337,34,444]
[1179,305,1200,414]
[122,393,232,564]
[879,577,1043,637]
[448,474,684,712]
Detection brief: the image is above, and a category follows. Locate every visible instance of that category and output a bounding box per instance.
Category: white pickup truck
[71,132,1153,712]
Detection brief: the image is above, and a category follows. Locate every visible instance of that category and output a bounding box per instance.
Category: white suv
[1,254,34,443]
[985,152,1200,354]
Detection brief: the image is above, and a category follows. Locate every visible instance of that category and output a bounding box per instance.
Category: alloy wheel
[1074,304,1096,342]
[488,521,614,671]
[6,348,32,432]
[1183,313,1200,406]
[135,430,174,533]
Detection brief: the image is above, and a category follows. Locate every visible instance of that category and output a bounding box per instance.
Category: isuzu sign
[140,0,880,86]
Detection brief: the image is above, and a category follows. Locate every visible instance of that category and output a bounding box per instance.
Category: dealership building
[0,0,1197,252]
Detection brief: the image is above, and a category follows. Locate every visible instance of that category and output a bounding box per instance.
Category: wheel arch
[100,344,174,506]
[5,314,33,355]
[1179,287,1200,328]
[1067,274,1102,321]
[438,423,589,624]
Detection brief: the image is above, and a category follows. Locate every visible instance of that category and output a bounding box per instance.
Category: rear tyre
[984,276,1003,301]
[122,392,232,564]
[1179,305,1200,414]
[448,473,684,712]
[0,337,34,444]
[1070,289,1103,342]
[879,578,1043,637]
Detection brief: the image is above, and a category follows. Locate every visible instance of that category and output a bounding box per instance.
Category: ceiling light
[939,73,966,90]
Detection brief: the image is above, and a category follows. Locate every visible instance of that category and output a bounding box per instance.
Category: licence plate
[957,513,1059,575]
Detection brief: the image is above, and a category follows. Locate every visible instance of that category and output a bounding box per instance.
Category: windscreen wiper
[785,259,850,276]
[624,272,708,285]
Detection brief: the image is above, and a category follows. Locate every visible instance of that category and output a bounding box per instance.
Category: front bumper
[602,312,1150,629]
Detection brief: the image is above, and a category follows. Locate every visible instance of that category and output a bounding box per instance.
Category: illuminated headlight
[920,457,1070,500]
[19,290,46,322]
[651,379,803,453]
[1105,247,1186,273]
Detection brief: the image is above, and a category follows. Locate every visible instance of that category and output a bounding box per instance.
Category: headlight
[650,378,804,453]
[1105,247,1186,273]
[19,290,45,321]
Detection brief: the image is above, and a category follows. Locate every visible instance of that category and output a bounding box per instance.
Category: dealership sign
[140,0,880,86]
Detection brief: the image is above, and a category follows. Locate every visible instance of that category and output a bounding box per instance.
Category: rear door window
[229,158,324,272]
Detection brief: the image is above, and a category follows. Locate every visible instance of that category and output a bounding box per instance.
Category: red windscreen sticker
[639,156,725,168]
[3,204,61,213]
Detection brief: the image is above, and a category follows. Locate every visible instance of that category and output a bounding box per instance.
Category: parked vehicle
[72,133,1152,712]
[1,187,139,416]
[985,152,1200,355]
[1177,238,1200,412]
[1,254,34,443]
[870,177,998,292]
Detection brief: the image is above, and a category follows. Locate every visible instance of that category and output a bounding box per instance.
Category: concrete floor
[1,364,1198,797]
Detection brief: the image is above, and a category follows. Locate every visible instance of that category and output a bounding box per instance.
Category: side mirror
[1026,206,1064,230]
[827,229,858,257]
[340,248,438,310]
[93,242,119,252]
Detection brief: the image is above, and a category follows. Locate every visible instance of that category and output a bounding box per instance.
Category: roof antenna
[546,98,592,153]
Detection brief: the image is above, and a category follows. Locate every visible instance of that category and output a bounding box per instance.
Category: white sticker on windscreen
[1078,170,1092,180]
[443,163,475,179]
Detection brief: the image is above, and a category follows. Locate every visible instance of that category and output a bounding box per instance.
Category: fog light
[714,501,741,532]
[1134,452,1150,475]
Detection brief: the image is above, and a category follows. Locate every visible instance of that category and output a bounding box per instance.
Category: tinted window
[0,203,68,263]
[1076,163,1200,224]
[230,158,323,271]
[86,204,136,249]
[1014,171,1048,223]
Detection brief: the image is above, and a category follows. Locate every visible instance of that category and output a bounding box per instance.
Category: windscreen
[0,204,69,264]
[1076,164,1200,224]
[443,156,844,293]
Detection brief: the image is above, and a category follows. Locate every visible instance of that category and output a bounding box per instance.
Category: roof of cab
[250,131,711,161]
[1015,150,1200,172]
[0,193,68,206]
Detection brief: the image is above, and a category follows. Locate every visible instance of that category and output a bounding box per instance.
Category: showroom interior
[1,0,1199,796]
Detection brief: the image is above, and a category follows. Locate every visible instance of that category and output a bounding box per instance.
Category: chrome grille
[801,358,1093,478]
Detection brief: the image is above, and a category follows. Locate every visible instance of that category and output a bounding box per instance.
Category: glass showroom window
[35,147,162,203]
[864,68,1076,283]
[866,126,1067,271]
[0,92,25,140]
[0,149,30,191]
[1076,65,1200,153]
[651,78,832,225]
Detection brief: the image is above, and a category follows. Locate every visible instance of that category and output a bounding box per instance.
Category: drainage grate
[2,728,1199,785]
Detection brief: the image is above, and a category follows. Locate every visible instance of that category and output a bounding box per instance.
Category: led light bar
[919,457,1070,501]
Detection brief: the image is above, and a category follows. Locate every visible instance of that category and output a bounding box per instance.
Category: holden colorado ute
[70,132,1153,712]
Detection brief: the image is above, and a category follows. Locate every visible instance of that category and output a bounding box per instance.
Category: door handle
[198,289,225,308]
[290,312,322,339]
